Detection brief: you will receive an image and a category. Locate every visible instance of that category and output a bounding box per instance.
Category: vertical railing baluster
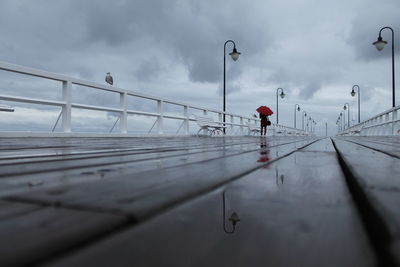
[157,100,164,134]
[120,92,127,134]
[184,105,189,135]
[240,117,243,135]
[385,113,389,135]
[230,115,234,135]
[62,80,72,133]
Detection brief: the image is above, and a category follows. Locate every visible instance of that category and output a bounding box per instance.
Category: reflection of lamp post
[302,111,307,131]
[276,88,285,124]
[275,169,284,185]
[294,104,300,128]
[222,191,240,234]
[350,85,360,123]
[373,27,395,107]
[223,40,241,134]
[343,103,350,128]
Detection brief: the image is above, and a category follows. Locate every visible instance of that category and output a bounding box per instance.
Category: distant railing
[0,61,309,136]
[337,105,400,136]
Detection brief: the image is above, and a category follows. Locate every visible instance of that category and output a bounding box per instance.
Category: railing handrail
[0,60,311,136]
[337,104,399,136]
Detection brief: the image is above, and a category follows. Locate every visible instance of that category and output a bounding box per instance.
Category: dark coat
[260,114,269,127]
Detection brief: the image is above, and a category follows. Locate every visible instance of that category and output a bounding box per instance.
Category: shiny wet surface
[0,136,399,266]
[43,138,375,267]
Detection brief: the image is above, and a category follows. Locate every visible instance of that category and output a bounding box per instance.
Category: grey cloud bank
[0,0,399,135]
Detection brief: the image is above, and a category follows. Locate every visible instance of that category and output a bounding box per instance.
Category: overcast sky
[0,0,399,135]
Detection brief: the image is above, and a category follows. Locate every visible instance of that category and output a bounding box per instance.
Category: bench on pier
[247,123,260,135]
[194,115,227,136]
[0,104,14,112]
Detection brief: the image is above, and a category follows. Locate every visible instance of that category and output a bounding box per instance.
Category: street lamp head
[351,89,356,97]
[229,47,241,61]
[280,91,285,99]
[373,36,388,51]
[229,212,241,226]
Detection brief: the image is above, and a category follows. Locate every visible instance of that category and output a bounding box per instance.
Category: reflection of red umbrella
[257,156,270,162]
[256,106,273,116]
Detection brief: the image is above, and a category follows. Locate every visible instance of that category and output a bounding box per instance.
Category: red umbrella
[256,106,273,116]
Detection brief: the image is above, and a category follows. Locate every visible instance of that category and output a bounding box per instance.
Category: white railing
[337,105,400,136]
[0,61,309,136]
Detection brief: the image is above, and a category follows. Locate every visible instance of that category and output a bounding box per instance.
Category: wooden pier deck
[0,136,399,267]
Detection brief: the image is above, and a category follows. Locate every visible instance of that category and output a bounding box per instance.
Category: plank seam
[331,138,398,267]
[337,138,400,159]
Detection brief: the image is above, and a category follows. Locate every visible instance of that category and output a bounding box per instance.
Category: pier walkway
[0,136,399,267]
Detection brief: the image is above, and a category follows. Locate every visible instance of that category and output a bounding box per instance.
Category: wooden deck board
[332,137,400,264]
[0,136,399,266]
[0,137,313,198]
[0,204,128,267]
[41,138,376,267]
[6,138,319,220]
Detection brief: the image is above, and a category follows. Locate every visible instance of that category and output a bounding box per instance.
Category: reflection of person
[259,114,269,136]
[257,139,270,167]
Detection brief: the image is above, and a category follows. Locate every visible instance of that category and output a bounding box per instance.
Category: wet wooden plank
[0,204,128,267]
[0,200,41,220]
[336,137,400,158]
[6,137,319,221]
[42,138,376,267]
[332,138,400,264]
[0,137,312,197]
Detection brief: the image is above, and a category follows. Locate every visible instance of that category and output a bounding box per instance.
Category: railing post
[240,117,243,135]
[385,113,390,135]
[157,100,164,134]
[120,92,127,134]
[62,81,72,133]
[230,115,234,134]
[393,109,398,135]
[184,105,189,135]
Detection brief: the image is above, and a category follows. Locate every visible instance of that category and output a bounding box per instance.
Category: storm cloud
[0,0,398,135]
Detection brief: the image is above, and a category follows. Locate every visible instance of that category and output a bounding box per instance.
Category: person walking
[256,106,273,136]
[259,113,270,136]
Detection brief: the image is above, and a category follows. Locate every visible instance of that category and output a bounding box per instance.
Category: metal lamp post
[373,27,395,107]
[276,88,285,124]
[343,103,350,128]
[223,40,241,134]
[302,111,307,131]
[340,111,345,130]
[294,104,300,128]
[351,85,360,123]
